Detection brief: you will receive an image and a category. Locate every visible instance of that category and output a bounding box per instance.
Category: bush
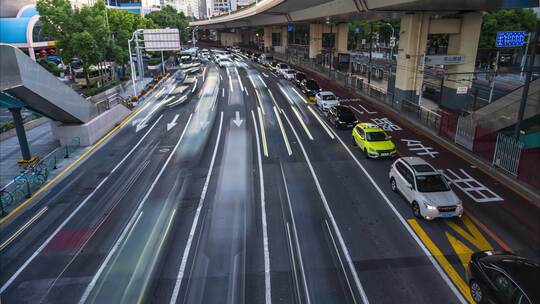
[148,57,162,66]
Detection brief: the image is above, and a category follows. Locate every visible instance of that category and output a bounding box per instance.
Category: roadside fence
[0,137,81,217]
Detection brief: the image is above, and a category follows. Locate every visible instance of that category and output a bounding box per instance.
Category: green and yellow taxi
[352,123,397,158]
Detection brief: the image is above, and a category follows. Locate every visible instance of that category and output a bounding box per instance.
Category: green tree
[479,9,537,49]
[146,5,191,44]
[108,9,156,76]
[36,0,108,86]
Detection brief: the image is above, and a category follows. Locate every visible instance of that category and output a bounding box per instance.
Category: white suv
[389,157,463,220]
[315,91,339,111]
[282,69,296,80]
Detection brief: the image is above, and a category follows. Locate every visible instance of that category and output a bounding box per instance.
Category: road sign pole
[520,32,531,79]
[487,50,499,104]
[128,38,137,97]
[513,20,540,140]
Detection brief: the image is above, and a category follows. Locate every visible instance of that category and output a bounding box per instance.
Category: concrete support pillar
[264,26,272,52]
[9,108,31,161]
[309,23,322,59]
[336,23,348,53]
[442,12,482,109]
[281,26,288,48]
[394,13,431,106]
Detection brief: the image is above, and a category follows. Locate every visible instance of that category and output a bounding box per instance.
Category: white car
[217,57,233,68]
[276,63,289,76]
[315,91,339,111]
[389,157,463,220]
[282,69,296,80]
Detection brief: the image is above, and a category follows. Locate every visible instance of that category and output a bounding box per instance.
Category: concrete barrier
[51,104,131,146]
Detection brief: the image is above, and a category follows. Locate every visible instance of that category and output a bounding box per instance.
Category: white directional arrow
[135,122,147,133]
[232,111,243,127]
[167,114,179,131]
[131,118,142,126]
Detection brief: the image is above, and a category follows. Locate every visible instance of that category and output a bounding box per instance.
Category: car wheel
[364,148,369,158]
[412,201,422,218]
[390,178,397,192]
[352,137,356,146]
[469,280,484,303]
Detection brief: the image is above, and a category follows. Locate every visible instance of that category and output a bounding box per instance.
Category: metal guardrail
[0,137,81,217]
[273,52,441,131]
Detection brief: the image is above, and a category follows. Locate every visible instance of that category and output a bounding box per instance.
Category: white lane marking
[257,74,268,88]
[278,84,294,105]
[290,106,313,141]
[400,139,439,158]
[257,107,269,157]
[169,112,224,304]
[356,104,377,114]
[324,220,358,304]
[0,114,164,294]
[262,72,269,78]
[251,110,272,304]
[282,112,370,304]
[285,223,302,303]
[281,165,311,304]
[222,88,225,98]
[245,88,250,96]
[191,78,198,93]
[327,126,468,304]
[220,74,223,81]
[307,106,335,139]
[227,68,234,92]
[370,117,402,132]
[348,105,364,115]
[236,68,245,92]
[267,89,280,109]
[167,114,180,132]
[273,106,292,156]
[167,84,177,95]
[0,206,48,252]
[80,114,193,303]
[291,87,309,104]
[443,169,503,203]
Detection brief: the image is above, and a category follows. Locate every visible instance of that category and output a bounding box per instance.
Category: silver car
[389,157,463,220]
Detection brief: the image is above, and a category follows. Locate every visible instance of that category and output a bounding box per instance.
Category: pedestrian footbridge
[0,44,97,124]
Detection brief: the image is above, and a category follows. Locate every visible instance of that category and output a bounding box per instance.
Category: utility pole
[513,20,539,140]
[368,23,373,84]
[487,50,499,104]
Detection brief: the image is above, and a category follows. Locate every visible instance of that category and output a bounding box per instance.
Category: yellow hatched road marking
[446,232,476,272]
[445,216,492,251]
[408,219,474,304]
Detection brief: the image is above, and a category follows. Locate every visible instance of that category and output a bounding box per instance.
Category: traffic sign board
[496,31,526,48]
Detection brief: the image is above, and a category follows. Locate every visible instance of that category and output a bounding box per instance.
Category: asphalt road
[1,57,488,304]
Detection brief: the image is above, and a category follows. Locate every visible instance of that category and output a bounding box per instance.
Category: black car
[300,79,321,101]
[294,72,306,87]
[467,251,539,304]
[327,106,358,129]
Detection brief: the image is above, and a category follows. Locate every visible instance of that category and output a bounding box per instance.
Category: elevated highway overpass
[190,0,538,28]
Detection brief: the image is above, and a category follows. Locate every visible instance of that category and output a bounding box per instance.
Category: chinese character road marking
[401,139,439,158]
[371,117,402,132]
[443,169,503,203]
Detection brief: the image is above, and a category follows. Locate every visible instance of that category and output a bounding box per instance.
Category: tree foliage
[479,9,538,49]
[146,5,190,43]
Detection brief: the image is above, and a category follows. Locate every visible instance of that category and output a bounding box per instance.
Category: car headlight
[368,147,377,153]
[424,203,437,211]
[456,201,463,209]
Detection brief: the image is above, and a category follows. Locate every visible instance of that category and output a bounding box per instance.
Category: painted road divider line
[0,206,48,252]
[0,114,164,293]
[267,89,280,109]
[254,89,266,115]
[292,87,309,104]
[273,106,292,156]
[236,68,245,92]
[169,112,224,304]
[81,114,193,303]
[307,106,335,139]
[281,165,310,303]
[258,107,269,157]
[325,125,468,304]
[282,111,369,304]
[257,74,268,88]
[409,219,474,304]
[252,110,272,304]
[324,220,358,304]
[290,106,313,140]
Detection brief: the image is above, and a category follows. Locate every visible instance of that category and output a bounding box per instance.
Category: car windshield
[322,94,336,100]
[279,64,288,69]
[415,174,450,192]
[285,70,295,74]
[365,131,388,142]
